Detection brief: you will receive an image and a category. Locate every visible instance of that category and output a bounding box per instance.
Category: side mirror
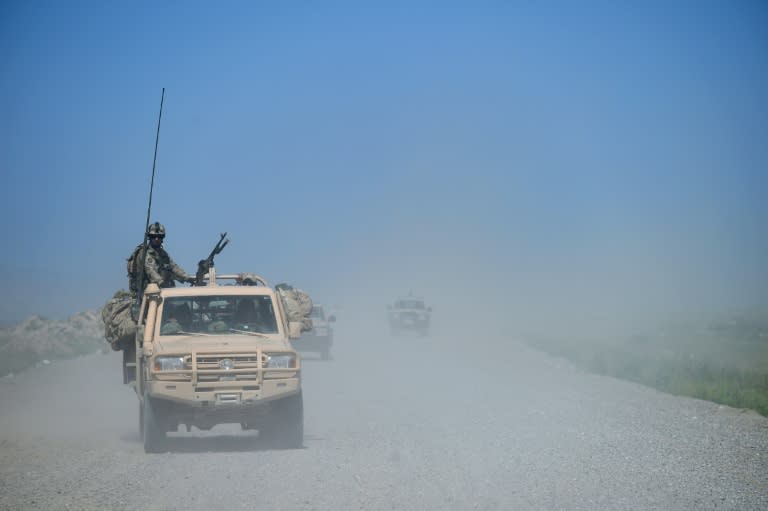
[329,315,336,322]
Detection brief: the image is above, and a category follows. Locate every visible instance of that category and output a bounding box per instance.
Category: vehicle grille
[195,353,265,382]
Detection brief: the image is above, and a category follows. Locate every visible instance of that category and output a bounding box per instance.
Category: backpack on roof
[101,291,137,351]
[276,285,314,335]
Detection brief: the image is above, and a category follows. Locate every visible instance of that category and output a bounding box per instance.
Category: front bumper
[391,318,430,330]
[147,377,300,407]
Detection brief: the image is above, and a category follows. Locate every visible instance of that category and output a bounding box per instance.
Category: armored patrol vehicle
[388,295,431,336]
[126,268,303,453]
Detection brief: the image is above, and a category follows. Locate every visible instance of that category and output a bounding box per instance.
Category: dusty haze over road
[2,4,765,508]
[1,309,765,510]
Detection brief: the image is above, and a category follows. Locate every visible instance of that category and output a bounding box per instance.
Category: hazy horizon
[2,1,766,339]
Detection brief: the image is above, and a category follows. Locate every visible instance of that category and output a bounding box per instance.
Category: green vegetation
[526,312,768,417]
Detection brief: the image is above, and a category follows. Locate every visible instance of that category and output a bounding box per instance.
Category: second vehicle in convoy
[292,304,336,360]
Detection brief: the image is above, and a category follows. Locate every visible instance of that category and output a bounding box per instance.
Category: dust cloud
[305,209,763,352]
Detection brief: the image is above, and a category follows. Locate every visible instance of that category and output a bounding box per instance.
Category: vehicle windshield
[159,295,279,335]
[395,299,425,309]
[309,306,325,320]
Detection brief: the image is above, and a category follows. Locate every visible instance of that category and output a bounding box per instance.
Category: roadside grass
[526,314,768,417]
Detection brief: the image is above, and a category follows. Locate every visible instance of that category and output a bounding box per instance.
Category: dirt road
[1,320,766,510]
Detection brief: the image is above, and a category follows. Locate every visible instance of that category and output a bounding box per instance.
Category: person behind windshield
[233,298,278,333]
[160,303,193,335]
[233,299,260,326]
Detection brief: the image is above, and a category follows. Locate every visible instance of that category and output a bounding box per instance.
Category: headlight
[264,353,296,369]
[154,356,186,371]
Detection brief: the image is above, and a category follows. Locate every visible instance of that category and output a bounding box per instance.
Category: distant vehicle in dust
[292,304,336,360]
[387,295,431,336]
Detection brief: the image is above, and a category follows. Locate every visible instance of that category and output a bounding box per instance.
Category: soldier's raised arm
[167,257,189,283]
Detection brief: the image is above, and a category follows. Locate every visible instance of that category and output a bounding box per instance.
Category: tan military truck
[387,295,431,336]
[126,269,303,453]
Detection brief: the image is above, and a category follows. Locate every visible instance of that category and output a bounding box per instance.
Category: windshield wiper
[175,331,213,337]
[228,328,269,338]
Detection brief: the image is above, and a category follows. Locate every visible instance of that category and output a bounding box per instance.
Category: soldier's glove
[184,277,197,285]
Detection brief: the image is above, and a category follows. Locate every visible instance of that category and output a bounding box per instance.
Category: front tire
[143,392,166,453]
[139,401,144,440]
[261,392,303,449]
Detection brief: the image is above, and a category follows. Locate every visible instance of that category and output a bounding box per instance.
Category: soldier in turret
[143,222,192,288]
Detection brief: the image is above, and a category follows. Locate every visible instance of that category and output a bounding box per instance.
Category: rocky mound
[0,310,104,376]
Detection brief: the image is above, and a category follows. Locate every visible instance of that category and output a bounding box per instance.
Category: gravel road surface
[1,320,766,510]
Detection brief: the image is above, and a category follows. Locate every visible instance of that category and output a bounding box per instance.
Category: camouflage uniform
[144,245,188,288]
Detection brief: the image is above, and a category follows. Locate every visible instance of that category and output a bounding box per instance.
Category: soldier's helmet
[147,222,166,238]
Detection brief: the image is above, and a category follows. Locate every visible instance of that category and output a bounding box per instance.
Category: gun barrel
[193,233,229,286]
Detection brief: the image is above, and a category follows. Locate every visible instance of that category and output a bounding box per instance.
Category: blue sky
[1,1,766,327]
